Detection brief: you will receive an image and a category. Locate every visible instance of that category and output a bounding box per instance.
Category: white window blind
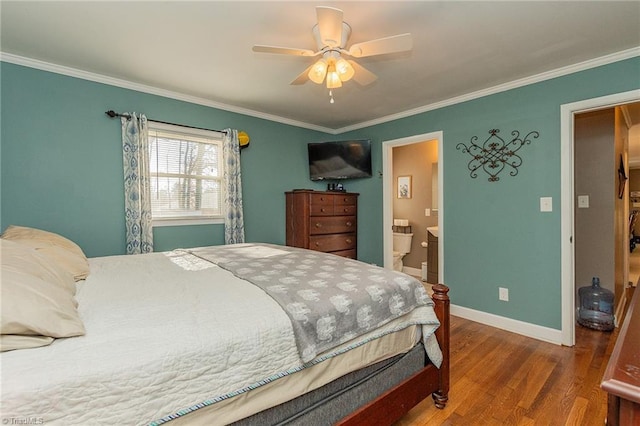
[148,122,224,225]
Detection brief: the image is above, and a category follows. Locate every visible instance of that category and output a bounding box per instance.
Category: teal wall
[0,63,328,257]
[2,57,639,331]
[341,58,640,329]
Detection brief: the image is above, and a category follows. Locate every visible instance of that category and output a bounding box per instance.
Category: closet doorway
[561,91,640,346]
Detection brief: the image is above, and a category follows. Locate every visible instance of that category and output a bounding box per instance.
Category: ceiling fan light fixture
[308,59,328,84]
[326,66,342,89]
[253,6,412,90]
[335,58,355,82]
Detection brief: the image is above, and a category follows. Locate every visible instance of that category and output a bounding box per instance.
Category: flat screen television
[308,139,372,181]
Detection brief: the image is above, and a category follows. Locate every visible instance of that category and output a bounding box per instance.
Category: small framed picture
[397,175,412,199]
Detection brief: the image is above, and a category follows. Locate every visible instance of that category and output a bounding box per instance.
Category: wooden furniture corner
[601,284,640,425]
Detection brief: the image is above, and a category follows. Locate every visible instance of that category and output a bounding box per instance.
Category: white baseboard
[403,266,422,277]
[451,304,564,345]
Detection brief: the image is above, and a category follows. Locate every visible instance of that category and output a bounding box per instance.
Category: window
[148,122,224,226]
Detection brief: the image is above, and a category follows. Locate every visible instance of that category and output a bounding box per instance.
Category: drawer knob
[315,242,321,247]
[343,208,348,212]
[321,208,326,212]
[315,223,322,228]
[346,239,352,244]
[345,221,352,227]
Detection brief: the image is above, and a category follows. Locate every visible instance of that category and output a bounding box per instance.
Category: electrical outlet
[499,287,509,301]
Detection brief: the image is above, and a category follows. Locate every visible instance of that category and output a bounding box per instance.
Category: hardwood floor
[395,316,617,425]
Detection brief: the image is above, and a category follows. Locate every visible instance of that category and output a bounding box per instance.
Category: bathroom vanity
[427,228,438,283]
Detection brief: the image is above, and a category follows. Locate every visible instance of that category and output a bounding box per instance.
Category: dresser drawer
[309,216,356,235]
[309,233,357,253]
[310,193,334,206]
[332,249,357,259]
[311,203,356,216]
[309,193,334,216]
[334,195,357,206]
[333,204,357,215]
[310,204,334,216]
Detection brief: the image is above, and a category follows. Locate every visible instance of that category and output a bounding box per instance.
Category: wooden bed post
[336,283,450,425]
[430,283,450,408]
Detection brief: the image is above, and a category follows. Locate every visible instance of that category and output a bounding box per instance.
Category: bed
[1,226,449,425]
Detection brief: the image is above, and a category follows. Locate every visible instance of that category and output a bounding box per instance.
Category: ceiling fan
[252,6,412,90]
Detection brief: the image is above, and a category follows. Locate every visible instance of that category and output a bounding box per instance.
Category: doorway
[560,89,640,346]
[382,131,444,282]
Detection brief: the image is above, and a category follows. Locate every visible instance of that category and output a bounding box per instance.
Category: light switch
[425,208,431,216]
[540,197,553,212]
[578,195,589,208]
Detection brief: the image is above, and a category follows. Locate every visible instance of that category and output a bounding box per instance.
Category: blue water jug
[577,277,614,331]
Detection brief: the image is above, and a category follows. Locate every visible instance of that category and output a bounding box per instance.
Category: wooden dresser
[285,190,359,259]
[601,287,640,426]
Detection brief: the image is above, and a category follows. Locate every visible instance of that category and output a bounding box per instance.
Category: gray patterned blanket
[187,243,440,364]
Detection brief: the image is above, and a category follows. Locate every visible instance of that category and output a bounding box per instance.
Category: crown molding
[0,52,333,134]
[335,46,640,134]
[621,104,633,129]
[2,46,639,136]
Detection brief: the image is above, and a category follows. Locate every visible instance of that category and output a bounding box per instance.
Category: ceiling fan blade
[290,65,313,85]
[348,33,412,58]
[348,60,377,86]
[252,45,316,57]
[316,6,343,48]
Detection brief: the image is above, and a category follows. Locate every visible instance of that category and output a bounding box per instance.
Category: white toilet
[392,232,414,272]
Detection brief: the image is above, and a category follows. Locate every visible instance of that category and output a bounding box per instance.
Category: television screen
[308,140,372,181]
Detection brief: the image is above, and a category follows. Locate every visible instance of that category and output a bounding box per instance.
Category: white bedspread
[1,248,440,425]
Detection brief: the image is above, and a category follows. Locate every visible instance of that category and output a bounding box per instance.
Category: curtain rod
[105,110,227,134]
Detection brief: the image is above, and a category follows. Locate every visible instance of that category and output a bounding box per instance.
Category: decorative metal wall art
[456,129,539,182]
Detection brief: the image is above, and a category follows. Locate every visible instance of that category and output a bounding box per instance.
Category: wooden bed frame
[337,283,450,425]
[167,282,450,426]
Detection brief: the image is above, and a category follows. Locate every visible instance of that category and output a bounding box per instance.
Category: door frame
[560,89,640,346]
[382,131,444,280]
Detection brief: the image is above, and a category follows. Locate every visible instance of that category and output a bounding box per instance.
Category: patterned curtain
[121,113,153,254]
[223,129,245,244]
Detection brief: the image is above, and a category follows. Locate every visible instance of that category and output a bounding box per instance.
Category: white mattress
[1,249,440,425]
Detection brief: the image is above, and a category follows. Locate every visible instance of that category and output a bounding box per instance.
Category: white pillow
[1,225,90,281]
[0,334,54,352]
[1,239,85,352]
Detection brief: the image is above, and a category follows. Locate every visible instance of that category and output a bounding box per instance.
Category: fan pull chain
[329,90,335,104]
